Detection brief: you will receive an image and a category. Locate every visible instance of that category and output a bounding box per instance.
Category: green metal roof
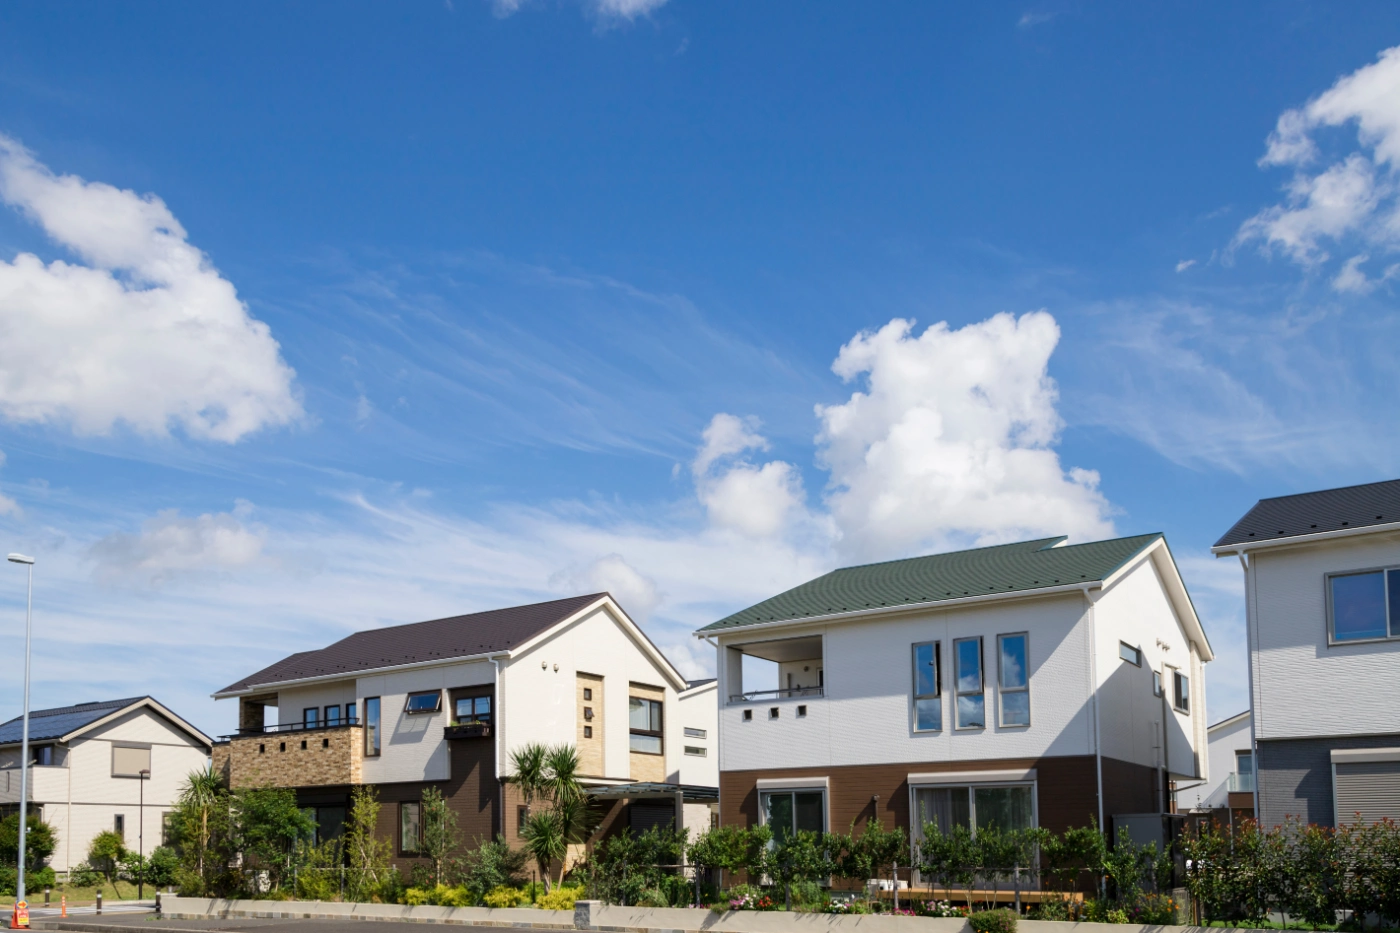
[698,533,1163,633]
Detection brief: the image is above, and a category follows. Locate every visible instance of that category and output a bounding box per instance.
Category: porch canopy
[586,782,719,843]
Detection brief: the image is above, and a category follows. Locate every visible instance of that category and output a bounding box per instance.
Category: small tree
[769,830,836,910]
[87,830,127,891]
[420,786,459,887]
[175,767,226,886]
[235,786,315,893]
[344,785,394,901]
[458,836,528,904]
[0,814,56,875]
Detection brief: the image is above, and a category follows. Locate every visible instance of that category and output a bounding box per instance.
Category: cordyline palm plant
[178,766,227,884]
[509,742,597,891]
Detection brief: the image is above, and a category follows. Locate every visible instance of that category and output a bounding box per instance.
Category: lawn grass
[3,879,163,907]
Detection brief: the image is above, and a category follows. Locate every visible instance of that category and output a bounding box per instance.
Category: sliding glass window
[997,633,1030,727]
[912,641,942,732]
[954,637,984,729]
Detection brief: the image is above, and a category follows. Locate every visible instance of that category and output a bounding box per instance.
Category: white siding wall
[1248,532,1400,741]
[275,682,358,726]
[1093,552,1204,780]
[676,684,719,786]
[1198,714,1252,808]
[718,592,1095,772]
[357,660,495,785]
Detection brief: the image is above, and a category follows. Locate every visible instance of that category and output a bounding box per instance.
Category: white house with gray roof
[0,697,212,873]
[1214,478,1400,827]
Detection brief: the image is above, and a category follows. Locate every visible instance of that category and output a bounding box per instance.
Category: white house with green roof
[694,533,1213,852]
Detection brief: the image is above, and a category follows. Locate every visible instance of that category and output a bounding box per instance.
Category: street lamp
[138,768,150,899]
[7,552,35,912]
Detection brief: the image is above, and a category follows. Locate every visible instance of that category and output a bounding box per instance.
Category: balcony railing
[1228,771,1255,793]
[444,721,492,740]
[217,719,361,742]
[729,686,824,703]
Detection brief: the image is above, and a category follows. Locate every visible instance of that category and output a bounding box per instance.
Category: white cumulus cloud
[692,413,806,538]
[89,504,267,586]
[0,136,301,442]
[815,312,1114,562]
[1237,46,1400,286]
[559,552,662,621]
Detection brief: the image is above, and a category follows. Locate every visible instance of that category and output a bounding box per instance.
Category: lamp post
[138,768,150,899]
[8,552,35,911]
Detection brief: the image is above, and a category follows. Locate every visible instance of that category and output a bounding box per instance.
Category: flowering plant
[914,899,969,918]
[727,893,776,911]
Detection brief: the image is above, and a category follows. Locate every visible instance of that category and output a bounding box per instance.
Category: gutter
[693,580,1097,641]
[1211,519,1400,557]
[211,648,513,699]
[490,654,506,838]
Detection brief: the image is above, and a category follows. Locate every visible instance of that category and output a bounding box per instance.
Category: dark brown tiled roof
[1214,478,1400,548]
[216,593,606,695]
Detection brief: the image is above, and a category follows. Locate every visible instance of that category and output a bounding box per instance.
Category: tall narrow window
[912,641,942,732]
[954,637,985,730]
[998,633,1030,727]
[364,697,381,757]
[400,802,422,854]
[114,814,126,840]
[629,697,663,754]
[1172,671,1190,713]
[303,707,319,728]
[346,702,358,725]
[1153,670,1163,696]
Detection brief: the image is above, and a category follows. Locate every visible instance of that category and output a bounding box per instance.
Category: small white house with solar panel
[0,697,212,874]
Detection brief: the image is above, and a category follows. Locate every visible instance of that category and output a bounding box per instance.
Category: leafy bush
[404,884,475,907]
[68,862,103,887]
[1031,896,1073,921]
[1125,891,1177,925]
[456,836,528,904]
[968,907,1017,933]
[484,885,530,908]
[536,884,581,909]
[0,814,57,874]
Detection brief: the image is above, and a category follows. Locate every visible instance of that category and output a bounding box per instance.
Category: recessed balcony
[726,635,824,703]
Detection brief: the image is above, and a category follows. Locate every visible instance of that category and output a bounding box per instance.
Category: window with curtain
[998,633,1030,727]
[912,784,1034,838]
[760,789,825,845]
[912,641,942,732]
[954,637,984,729]
[112,744,151,778]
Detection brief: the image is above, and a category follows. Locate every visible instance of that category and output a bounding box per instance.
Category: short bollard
[60,896,67,918]
[95,891,102,915]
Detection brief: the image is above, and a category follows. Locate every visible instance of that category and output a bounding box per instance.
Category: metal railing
[217,719,361,742]
[728,686,824,702]
[1227,770,1255,792]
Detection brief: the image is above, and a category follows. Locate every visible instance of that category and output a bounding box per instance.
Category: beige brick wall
[223,726,364,789]
[628,682,666,783]
[576,672,604,778]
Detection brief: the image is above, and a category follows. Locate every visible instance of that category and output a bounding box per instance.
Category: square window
[584,707,594,721]
[743,709,753,721]
[629,697,663,754]
[769,707,779,719]
[797,705,807,717]
[1330,571,1391,642]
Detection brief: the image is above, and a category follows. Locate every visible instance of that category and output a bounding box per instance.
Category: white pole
[9,554,35,907]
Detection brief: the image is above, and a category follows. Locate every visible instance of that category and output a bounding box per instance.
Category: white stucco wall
[1247,531,1400,741]
[676,683,718,786]
[1195,712,1252,809]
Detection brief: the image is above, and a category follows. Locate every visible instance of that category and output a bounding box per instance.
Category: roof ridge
[1255,477,1400,503]
[825,536,1066,576]
[335,592,608,641]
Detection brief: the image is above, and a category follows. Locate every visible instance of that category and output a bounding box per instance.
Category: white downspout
[1083,586,1105,831]
[1236,549,1260,825]
[491,655,506,838]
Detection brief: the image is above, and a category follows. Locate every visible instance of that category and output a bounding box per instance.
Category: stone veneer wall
[577,672,605,777]
[223,725,364,789]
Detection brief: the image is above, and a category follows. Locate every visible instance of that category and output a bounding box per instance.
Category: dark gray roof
[0,697,147,746]
[1214,478,1400,548]
[217,593,607,695]
[684,678,716,691]
[699,534,1164,632]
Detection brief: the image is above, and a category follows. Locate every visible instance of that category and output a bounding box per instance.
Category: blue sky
[2,1,1399,738]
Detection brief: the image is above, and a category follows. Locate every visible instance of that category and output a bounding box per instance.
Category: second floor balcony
[1228,770,1255,793]
[214,721,364,790]
[725,634,824,704]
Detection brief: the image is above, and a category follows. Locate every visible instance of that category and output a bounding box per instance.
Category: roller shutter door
[1334,760,1400,824]
[628,801,675,834]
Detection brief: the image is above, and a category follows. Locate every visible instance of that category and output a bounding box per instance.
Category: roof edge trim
[212,648,512,698]
[1212,519,1400,555]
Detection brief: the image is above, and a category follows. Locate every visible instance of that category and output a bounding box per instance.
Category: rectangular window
[954,637,985,729]
[304,707,319,728]
[583,725,592,738]
[684,727,707,739]
[112,745,151,778]
[912,641,942,732]
[405,691,442,714]
[684,746,707,757]
[454,695,491,725]
[760,790,825,846]
[1153,670,1163,696]
[161,811,176,846]
[1119,642,1142,666]
[31,746,52,766]
[583,688,593,701]
[629,696,663,754]
[364,697,381,757]
[400,802,422,854]
[1173,671,1190,713]
[1329,569,1400,643]
[998,633,1030,727]
[346,703,358,724]
[913,784,1035,838]
[324,705,341,726]
[114,814,125,840]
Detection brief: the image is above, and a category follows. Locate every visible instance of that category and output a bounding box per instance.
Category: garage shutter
[629,801,675,835]
[1334,760,1400,824]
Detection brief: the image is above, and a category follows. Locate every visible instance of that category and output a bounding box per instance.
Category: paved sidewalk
[29,917,561,933]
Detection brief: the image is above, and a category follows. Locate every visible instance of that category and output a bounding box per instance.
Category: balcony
[725,634,824,704]
[213,722,364,790]
[444,721,492,740]
[1228,771,1255,793]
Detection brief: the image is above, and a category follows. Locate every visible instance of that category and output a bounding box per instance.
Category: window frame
[1326,567,1400,646]
[452,694,492,726]
[1153,670,1163,697]
[364,697,381,757]
[629,696,664,755]
[909,780,1038,843]
[757,787,828,845]
[404,690,442,715]
[346,702,358,724]
[399,801,422,856]
[323,705,341,726]
[1119,642,1142,666]
[304,707,319,728]
[911,640,943,733]
[997,632,1031,728]
[1172,669,1190,713]
[953,636,985,731]
[684,727,707,739]
[111,743,152,779]
[684,745,707,757]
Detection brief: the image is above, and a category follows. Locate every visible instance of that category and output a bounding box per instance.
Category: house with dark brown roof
[211,593,717,865]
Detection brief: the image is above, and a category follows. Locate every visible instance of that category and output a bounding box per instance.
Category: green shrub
[68,862,103,888]
[484,885,529,908]
[1032,896,1073,921]
[969,907,1017,933]
[536,885,581,910]
[1125,891,1177,924]
[1106,908,1129,924]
